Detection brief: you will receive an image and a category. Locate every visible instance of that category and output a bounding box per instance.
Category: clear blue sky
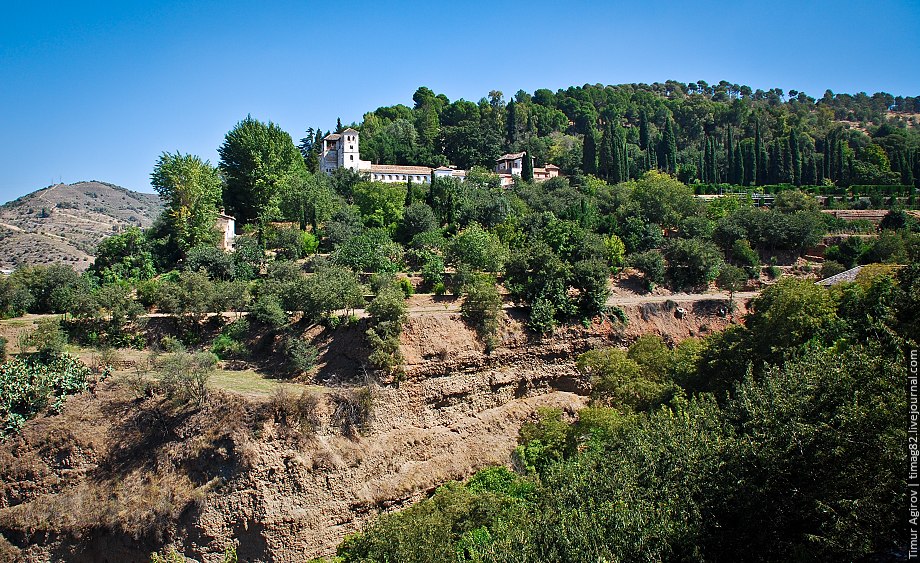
[1,0,918,202]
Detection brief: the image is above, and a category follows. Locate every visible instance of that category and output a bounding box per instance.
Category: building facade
[321,130,557,186]
[494,153,561,186]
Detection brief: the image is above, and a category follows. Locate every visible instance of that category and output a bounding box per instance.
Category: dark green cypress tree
[790,130,801,186]
[599,123,614,180]
[769,140,781,184]
[665,117,678,174]
[754,119,764,185]
[639,110,649,150]
[808,155,818,186]
[620,131,629,181]
[405,177,414,206]
[506,100,518,145]
[699,151,706,183]
[726,127,735,184]
[522,151,534,182]
[734,142,745,186]
[336,118,343,133]
[583,128,598,176]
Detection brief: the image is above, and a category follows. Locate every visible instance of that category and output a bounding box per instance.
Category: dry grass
[0,384,259,551]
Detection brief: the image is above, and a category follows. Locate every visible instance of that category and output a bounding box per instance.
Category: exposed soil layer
[0,295,745,562]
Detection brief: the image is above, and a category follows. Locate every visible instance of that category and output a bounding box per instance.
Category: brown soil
[0,293,744,562]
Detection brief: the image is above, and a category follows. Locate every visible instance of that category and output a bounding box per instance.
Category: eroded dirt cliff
[0,298,743,562]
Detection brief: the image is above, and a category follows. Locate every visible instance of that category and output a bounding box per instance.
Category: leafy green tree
[353,181,408,230]
[290,263,365,321]
[745,278,838,362]
[9,265,82,314]
[627,170,698,229]
[730,238,760,277]
[603,234,626,271]
[91,227,155,283]
[219,116,306,230]
[446,223,507,272]
[629,250,666,290]
[150,152,222,257]
[664,237,723,290]
[460,275,503,352]
[332,229,404,273]
[717,264,746,305]
[398,203,438,243]
[577,347,669,411]
[185,244,234,280]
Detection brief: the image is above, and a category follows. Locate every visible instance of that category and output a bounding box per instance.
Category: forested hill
[300,82,920,189]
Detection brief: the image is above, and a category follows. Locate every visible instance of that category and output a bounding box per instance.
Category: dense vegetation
[302,83,920,190]
[1,80,918,434]
[328,265,915,562]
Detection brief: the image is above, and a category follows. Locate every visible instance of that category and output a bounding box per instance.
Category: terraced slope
[0,181,162,271]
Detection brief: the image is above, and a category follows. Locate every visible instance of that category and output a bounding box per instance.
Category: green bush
[629,250,666,290]
[155,350,217,406]
[461,276,503,352]
[820,260,847,279]
[398,277,414,298]
[249,294,288,330]
[28,318,67,356]
[282,336,318,374]
[366,282,407,374]
[1,353,90,436]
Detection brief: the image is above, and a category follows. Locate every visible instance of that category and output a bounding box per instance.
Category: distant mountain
[0,181,162,271]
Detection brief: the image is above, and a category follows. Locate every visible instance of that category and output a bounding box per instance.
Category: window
[349,145,353,150]
[350,155,354,161]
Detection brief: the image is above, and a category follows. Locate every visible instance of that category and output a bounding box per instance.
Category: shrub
[155,350,217,406]
[461,276,503,352]
[282,336,318,374]
[663,237,723,290]
[731,238,760,277]
[629,250,666,290]
[576,347,670,411]
[366,282,408,374]
[527,297,557,334]
[249,294,288,330]
[420,253,445,289]
[185,245,234,280]
[270,386,321,433]
[398,277,414,298]
[331,386,374,437]
[28,318,67,356]
[1,353,90,435]
[820,260,847,279]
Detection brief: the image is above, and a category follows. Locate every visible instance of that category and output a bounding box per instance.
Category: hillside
[0,182,162,271]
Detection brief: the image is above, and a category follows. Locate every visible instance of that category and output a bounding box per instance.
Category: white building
[321,129,557,186]
[215,213,236,250]
[320,129,471,184]
[494,153,560,187]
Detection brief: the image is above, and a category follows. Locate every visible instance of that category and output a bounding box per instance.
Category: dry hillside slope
[0,181,162,271]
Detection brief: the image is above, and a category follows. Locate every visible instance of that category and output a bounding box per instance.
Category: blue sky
[1,0,918,202]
